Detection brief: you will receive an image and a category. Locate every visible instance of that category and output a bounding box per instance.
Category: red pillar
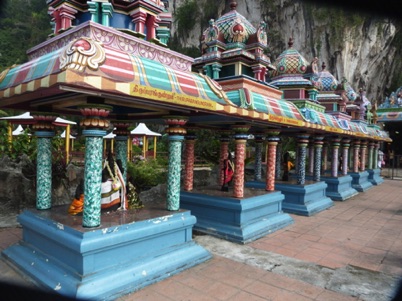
[183,135,196,191]
[232,125,250,198]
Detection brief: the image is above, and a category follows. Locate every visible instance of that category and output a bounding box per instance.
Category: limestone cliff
[169,0,402,102]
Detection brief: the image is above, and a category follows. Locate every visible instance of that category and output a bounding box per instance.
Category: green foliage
[126,159,167,192]
[173,0,199,42]
[0,0,51,70]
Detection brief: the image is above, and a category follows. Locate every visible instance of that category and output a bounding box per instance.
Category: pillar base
[2,206,210,300]
[349,171,374,192]
[180,189,293,244]
[301,174,358,201]
[367,168,384,185]
[246,181,334,216]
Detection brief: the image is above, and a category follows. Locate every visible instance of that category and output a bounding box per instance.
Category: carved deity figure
[200,19,219,54]
[256,21,268,45]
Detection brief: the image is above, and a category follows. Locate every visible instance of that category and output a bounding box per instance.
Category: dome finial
[230,1,237,10]
[321,62,326,70]
[288,37,293,48]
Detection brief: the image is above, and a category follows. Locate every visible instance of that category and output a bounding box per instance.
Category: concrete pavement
[1,179,402,300]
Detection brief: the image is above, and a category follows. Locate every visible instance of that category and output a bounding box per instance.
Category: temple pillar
[58,4,77,33]
[183,131,196,192]
[313,136,324,181]
[211,63,222,80]
[254,134,264,181]
[322,140,329,172]
[373,142,380,169]
[164,116,188,211]
[360,140,367,171]
[368,141,375,170]
[331,137,341,177]
[308,138,314,174]
[130,11,147,36]
[80,105,112,227]
[251,65,267,81]
[341,139,350,176]
[232,125,250,198]
[218,131,231,186]
[113,121,131,183]
[275,140,282,180]
[146,14,158,41]
[101,2,114,27]
[32,114,57,210]
[265,132,280,191]
[296,135,310,185]
[352,140,361,173]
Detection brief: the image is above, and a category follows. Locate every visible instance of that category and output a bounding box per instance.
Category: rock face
[0,156,81,216]
[169,0,401,101]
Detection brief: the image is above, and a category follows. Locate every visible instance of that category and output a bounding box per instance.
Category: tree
[0,0,51,70]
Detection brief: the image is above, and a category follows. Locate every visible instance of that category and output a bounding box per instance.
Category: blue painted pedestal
[349,171,374,192]
[2,206,211,300]
[246,181,334,216]
[180,189,293,244]
[367,168,384,185]
[302,174,358,201]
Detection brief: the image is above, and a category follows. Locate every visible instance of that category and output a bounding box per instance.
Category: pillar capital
[31,112,58,133]
[111,120,131,137]
[164,115,188,136]
[232,124,250,140]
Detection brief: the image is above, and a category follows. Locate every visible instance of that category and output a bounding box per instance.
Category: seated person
[101,154,126,211]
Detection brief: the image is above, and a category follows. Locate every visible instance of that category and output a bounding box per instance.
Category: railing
[386,154,402,180]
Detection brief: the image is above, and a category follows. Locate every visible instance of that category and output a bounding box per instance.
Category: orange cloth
[68,194,84,215]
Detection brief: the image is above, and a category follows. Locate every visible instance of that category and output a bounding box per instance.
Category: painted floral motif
[36,137,52,209]
[117,36,137,53]
[313,144,323,182]
[93,28,114,45]
[83,136,103,227]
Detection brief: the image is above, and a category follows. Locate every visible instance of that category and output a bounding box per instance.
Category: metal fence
[385,155,402,180]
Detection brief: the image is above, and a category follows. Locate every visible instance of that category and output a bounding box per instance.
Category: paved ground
[1,179,402,300]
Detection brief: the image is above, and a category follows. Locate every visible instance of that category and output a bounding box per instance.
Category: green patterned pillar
[368,141,375,169]
[113,121,131,183]
[32,114,57,210]
[80,105,112,228]
[164,116,188,211]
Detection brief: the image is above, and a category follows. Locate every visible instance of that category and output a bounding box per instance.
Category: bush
[127,159,167,192]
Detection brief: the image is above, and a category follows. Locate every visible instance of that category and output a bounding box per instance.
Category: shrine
[0,0,390,299]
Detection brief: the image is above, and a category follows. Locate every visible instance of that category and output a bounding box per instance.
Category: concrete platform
[2,205,210,300]
[368,168,385,185]
[349,171,374,192]
[180,188,294,244]
[246,180,334,216]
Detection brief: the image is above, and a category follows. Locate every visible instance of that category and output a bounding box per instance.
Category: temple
[0,1,391,300]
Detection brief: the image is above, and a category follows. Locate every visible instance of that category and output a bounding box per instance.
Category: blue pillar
[297,135,310,185]
[254,134,264,181]
[313,136,324,181]
[82,130,106,227]
[35,131,55,210]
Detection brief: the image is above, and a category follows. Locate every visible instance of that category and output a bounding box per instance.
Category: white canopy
[0,112,76,126]
[104,131,116,139]
[12,125,25,136]
[61,130,76,139]
[130,123,161,136]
